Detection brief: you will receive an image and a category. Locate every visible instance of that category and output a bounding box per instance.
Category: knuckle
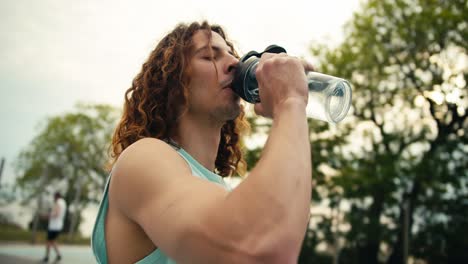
[261,58,275,71]
[260,52,274,59]
[291,57,302,66]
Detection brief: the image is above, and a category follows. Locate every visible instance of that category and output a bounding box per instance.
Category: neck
[173,114,225,172]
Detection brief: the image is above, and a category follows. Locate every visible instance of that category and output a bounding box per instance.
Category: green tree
[301,0,467,263]
[15,103,119,237]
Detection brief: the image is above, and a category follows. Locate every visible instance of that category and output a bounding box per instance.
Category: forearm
[219,99,312,258]
[248,99,311,233]
[254,99,312,224]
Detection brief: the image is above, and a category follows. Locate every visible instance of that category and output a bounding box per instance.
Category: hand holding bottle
[253,52,310,118]
[232,45,352,124]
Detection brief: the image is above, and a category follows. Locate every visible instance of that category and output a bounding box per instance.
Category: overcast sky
[0,0,363,184]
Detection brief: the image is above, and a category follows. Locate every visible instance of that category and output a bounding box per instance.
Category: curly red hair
[110,21,249,177]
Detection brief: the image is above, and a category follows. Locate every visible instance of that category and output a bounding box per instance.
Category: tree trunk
[362,190,385,264]
[68,168,82,240]
[388,195,416,264]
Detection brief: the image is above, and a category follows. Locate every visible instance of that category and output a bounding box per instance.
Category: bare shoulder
[118,138,180,164]
[109,138,192,218]
[113,137,190,180]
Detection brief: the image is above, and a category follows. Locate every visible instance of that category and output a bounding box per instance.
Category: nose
[224,53,239,74]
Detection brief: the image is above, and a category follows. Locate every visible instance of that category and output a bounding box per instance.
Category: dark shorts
[47,230,61,241]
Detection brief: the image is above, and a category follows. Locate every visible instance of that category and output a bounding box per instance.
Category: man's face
[186,30,241,122]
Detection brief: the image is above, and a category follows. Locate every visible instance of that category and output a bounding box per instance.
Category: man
[92,21,313,264]
[43,192,67,262]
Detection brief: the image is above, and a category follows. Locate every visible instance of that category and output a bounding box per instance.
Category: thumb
[254,103,264,116]
[254,103,273,118]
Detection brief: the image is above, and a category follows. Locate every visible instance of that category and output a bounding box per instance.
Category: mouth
[220,78,234,90]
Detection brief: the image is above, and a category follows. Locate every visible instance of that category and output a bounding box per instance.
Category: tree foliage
[297,0,467,263]
[14,103,119,234]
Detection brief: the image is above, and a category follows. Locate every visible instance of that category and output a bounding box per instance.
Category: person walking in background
[42,192,67,263]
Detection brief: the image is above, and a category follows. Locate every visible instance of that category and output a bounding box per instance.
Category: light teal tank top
[91,147,232,264]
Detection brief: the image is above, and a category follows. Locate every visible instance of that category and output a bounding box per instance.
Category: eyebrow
[194,45,233,56]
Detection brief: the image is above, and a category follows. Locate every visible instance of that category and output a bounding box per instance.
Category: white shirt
[48,198,67,231]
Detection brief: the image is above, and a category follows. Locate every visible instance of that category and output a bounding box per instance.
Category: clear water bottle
[232,46,352,124]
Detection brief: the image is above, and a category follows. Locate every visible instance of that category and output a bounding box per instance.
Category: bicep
[138,176,228,259]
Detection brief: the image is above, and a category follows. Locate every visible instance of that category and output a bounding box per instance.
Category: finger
[301,59,315,72]
[260,52,287,59]
[254,103,264,116]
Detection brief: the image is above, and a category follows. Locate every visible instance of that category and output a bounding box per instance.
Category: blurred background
[1,0,466,263]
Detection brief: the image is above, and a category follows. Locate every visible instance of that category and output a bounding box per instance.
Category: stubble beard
[212,97,241,121]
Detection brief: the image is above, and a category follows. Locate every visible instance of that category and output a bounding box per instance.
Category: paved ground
[0,243,95,264]
[0,254,39,264]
